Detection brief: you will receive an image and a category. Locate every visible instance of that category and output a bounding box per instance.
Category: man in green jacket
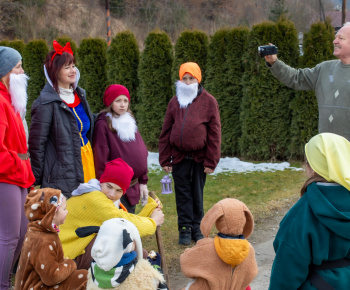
[265,22,350,140]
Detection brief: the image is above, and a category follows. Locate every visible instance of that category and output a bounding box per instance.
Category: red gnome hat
[99,158,134,194]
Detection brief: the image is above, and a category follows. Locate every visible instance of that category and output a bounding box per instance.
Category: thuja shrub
[0,40,26,66]
[23,39,49,124]
[137,30,173,150]
[0,40,9,46]
[107,31,139,111]
[8,39,26,57]
[289,20,335,158]
[206,27,249,156]
[172,30,208,89]
[78,38,108,113]
[239,18,299,160]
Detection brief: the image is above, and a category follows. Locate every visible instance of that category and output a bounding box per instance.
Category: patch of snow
[147,152,303,174]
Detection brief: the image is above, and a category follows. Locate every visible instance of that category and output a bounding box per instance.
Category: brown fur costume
[180,198,258,290]
[14,188,88,290]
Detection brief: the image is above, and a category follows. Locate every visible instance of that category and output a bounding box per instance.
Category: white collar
[106,112,137,142]
[59,86,74,104]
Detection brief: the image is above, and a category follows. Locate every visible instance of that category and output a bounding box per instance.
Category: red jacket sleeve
[0,115,23,176]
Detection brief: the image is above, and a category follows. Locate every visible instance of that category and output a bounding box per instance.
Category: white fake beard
[176,80,198,108]
[9,73,29,119]
[106,112,137,142]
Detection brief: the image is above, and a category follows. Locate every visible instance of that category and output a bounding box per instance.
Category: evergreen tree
[0,40,9,46]
[0,39,26,68]
[172,30,208,89]
[239,18,299,160]
[137,30,173,150]
[8,40,26,57]
[206,27,249,156]
[23,39,49,124]
[289,20,335,158]
[269,0,288,22]
[78,38,108,113]
[107,31,139,111]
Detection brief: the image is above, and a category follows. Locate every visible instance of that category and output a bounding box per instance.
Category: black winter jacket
[28,83,94,197]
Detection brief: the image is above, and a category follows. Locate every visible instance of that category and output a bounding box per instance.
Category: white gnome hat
[91,218,143,271]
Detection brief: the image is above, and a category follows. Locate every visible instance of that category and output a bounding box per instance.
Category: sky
[147,152,303,175]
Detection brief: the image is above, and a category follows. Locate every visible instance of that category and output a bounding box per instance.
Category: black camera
[258,45,278,57]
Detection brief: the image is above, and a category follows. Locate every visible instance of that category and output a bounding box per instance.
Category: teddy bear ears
[25,188,63,222]
[200,198,254,238]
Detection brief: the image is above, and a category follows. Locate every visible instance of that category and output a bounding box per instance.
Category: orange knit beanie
[179,62,202,83]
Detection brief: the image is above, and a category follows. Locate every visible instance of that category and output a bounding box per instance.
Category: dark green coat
[269,182,350,289]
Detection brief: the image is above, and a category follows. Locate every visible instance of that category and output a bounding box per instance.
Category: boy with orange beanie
[159,62,221,245]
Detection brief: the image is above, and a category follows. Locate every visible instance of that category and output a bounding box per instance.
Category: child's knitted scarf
[90,251,137,288]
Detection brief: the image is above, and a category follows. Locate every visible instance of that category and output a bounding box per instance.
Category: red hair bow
[51,40,73,61]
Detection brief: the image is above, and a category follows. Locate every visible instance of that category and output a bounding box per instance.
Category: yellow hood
[214,234,249,267]
[305,133,350,191]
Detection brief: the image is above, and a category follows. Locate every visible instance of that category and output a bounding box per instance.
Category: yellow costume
[60,190,157,259]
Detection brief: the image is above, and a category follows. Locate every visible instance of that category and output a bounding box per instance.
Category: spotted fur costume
[14,188,88,290]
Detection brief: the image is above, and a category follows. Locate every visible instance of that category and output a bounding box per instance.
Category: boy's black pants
[172,158,207,230]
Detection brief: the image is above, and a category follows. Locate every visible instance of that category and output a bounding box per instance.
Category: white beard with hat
[9,73,29,140]
[175,80,198,108]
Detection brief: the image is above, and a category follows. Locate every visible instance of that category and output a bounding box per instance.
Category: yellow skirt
[81,141,96,182]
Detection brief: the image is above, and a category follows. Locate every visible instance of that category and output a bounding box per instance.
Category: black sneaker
[192,227,204,242]
[179,226,191,245]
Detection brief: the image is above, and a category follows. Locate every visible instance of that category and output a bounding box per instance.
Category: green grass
[137,164,306,283]
[11,164,305,288]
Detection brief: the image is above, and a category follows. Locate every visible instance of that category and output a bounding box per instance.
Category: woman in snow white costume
[93,84,149,213]
[29,40,95,198]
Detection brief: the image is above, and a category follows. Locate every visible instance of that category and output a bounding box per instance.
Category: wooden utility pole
[342,0,347,26]
[105,0,111,46]
[318,0,326,22]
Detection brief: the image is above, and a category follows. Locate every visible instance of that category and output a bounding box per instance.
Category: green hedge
[137,30,173,150]
[1,21,338,160]
[206,27,249,156]
[78,38,108,113]
[240,18,299,160]
[7,40,26,57]
[107,31,140,111]
[172,30,208,89]
[0,40,26,66]
[23,39,49,125]
[289,20,335,158]
[0,40,9,46]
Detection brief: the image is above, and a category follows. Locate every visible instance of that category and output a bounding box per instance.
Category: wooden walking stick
[149,191,170,289]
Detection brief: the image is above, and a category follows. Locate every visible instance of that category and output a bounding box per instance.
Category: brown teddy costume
[180,198,258,290]
[14,188,88,290]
